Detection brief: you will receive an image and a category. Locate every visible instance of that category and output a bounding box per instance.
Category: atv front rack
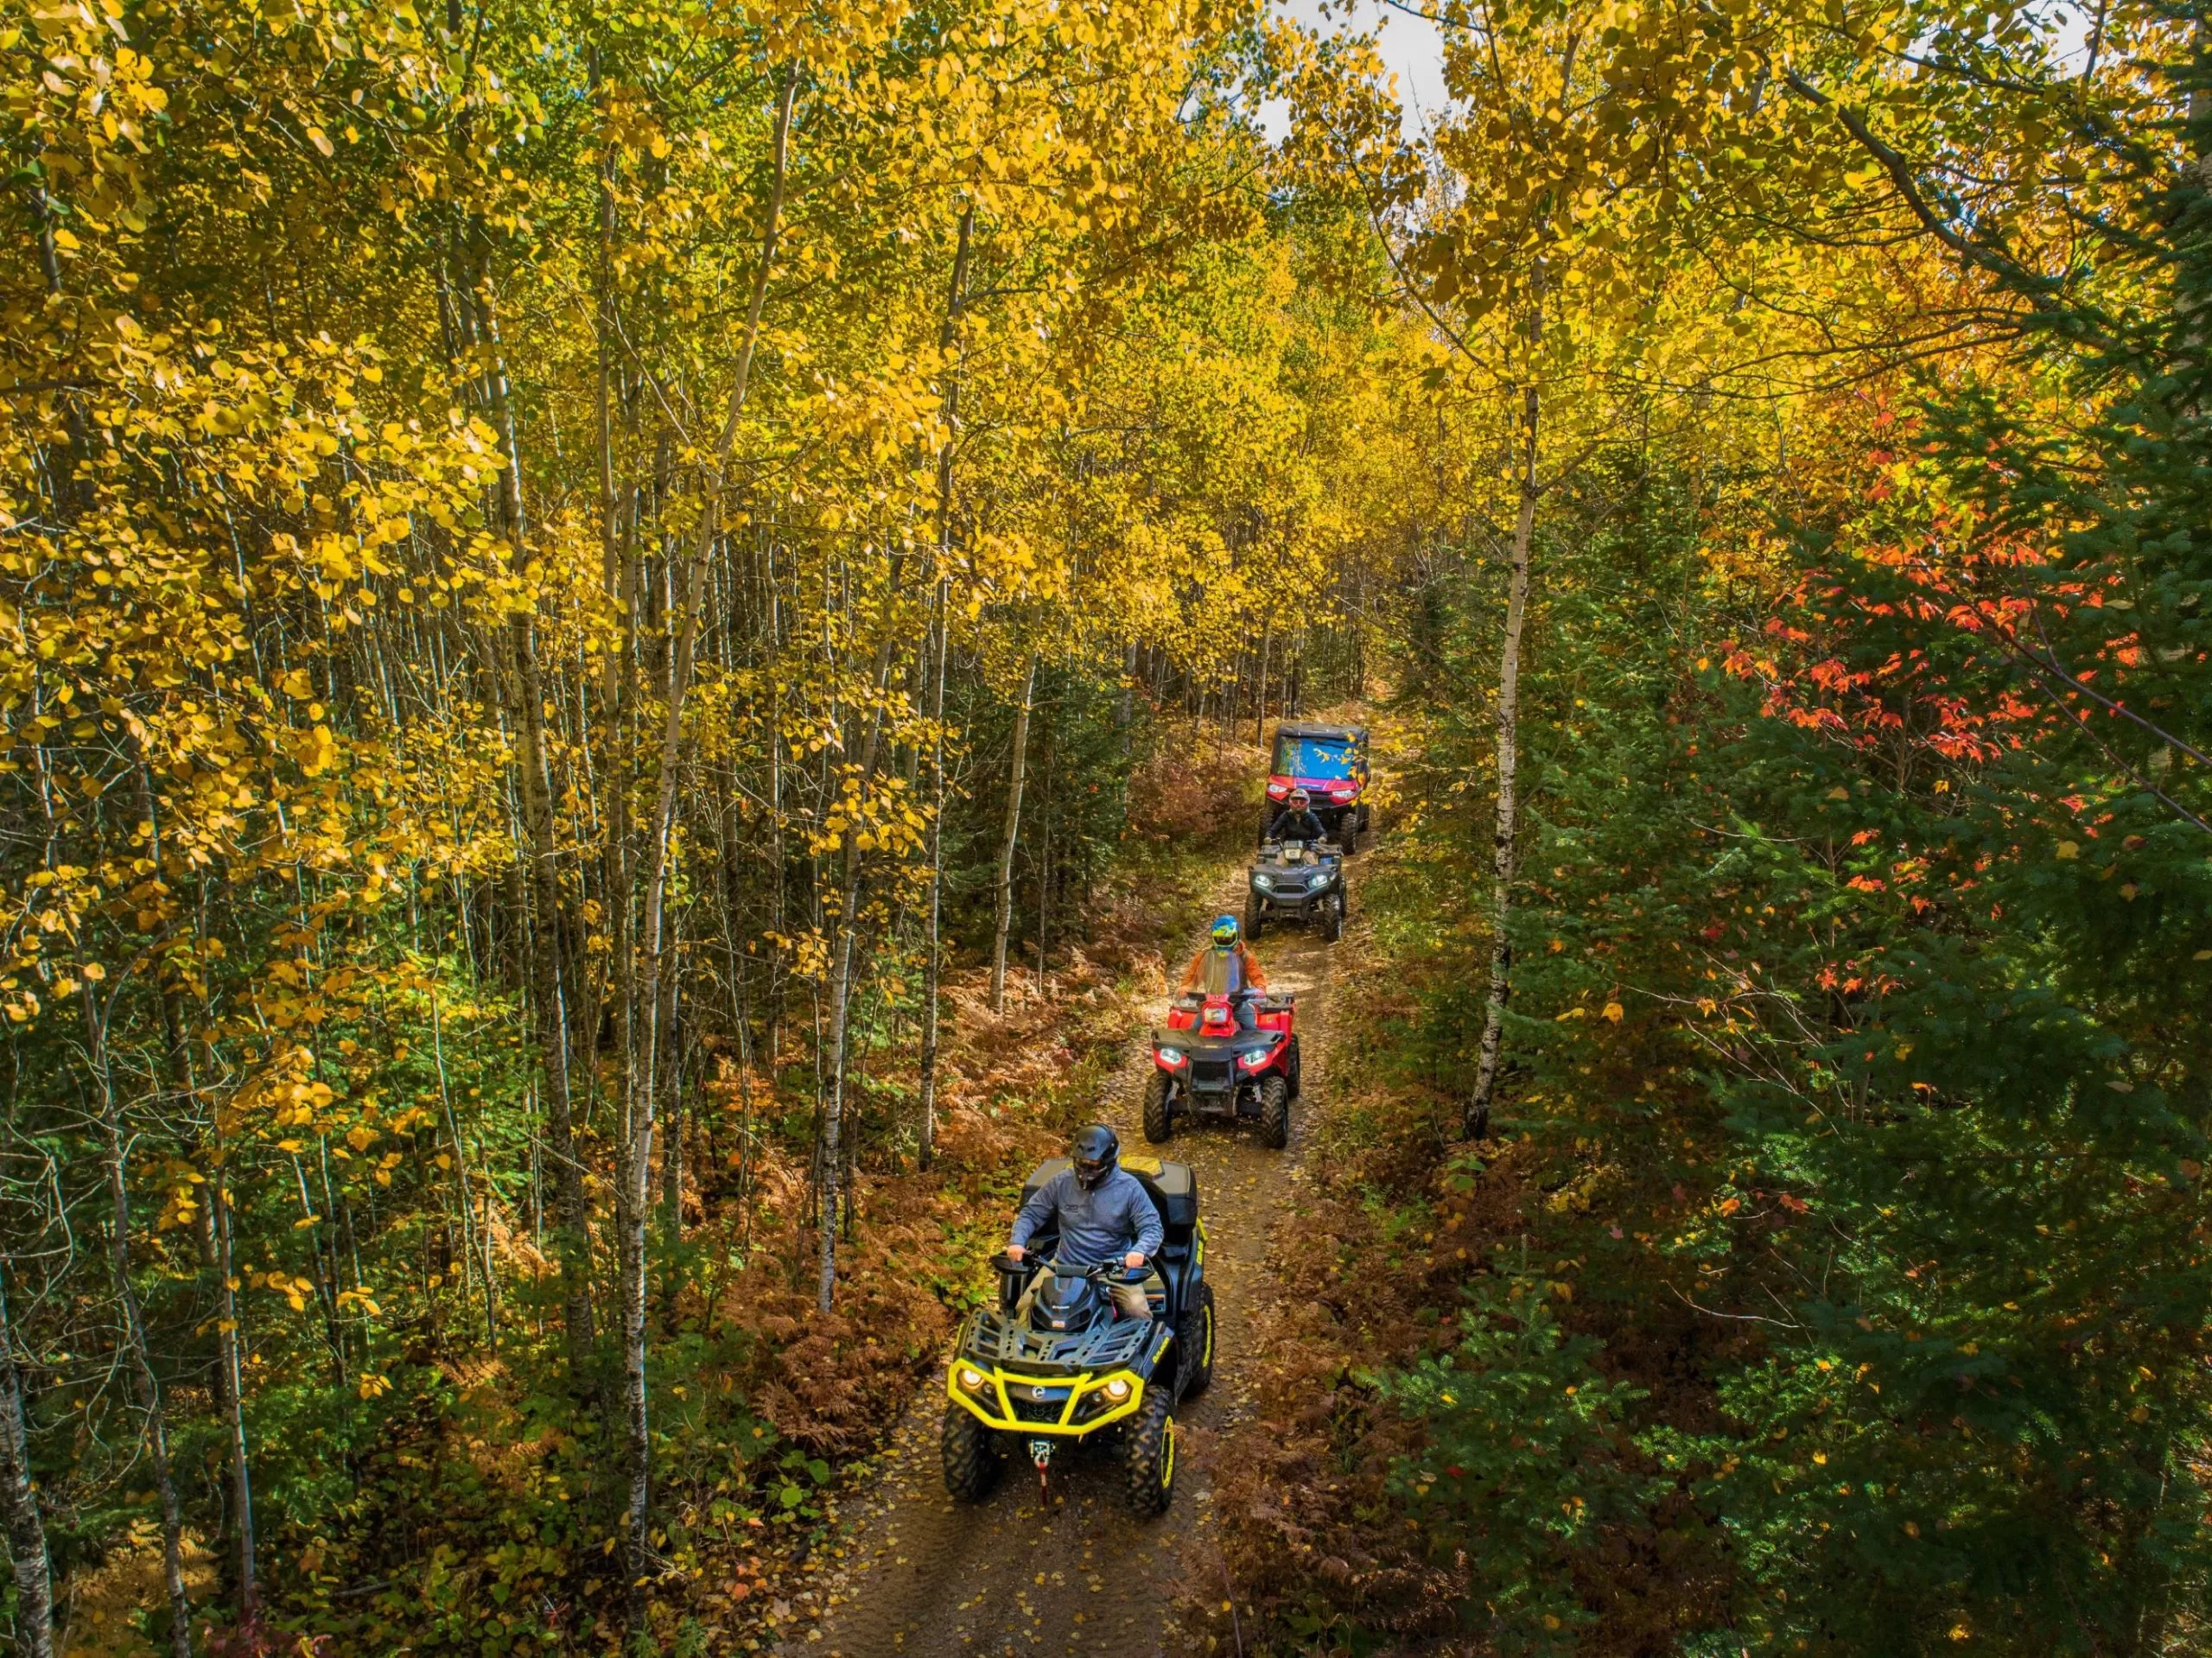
[963,1305,1151,1375]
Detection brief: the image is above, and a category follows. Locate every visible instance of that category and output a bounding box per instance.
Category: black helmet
[1072,1124,1120,1191]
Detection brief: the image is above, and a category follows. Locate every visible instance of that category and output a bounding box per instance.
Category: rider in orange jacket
[1178,913,1268,1026]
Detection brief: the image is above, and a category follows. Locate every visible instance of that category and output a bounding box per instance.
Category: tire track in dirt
[781,852,1355,1657]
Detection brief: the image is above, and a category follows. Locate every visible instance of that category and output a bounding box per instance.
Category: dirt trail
[783,857,1351,1656]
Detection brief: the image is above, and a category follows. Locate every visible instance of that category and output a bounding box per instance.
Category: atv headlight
[1313,869,1333,888]
[1252,873,1274,893]
[1103,1376,1131,1401]
[1238,1046,1273,1070]
[1157,1046,1185,1067]
[957,1366,988,1394]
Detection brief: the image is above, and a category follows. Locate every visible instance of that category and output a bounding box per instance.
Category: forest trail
[785,847,1354,1656]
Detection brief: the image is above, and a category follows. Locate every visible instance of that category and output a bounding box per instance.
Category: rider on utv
[1177,913,1268,1029]
[1007,1125,1162,1322]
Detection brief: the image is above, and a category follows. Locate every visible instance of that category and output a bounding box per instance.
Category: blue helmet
[1209,913,1241,947]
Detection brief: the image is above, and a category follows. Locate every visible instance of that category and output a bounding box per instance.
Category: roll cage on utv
[1262,722,1370,854]
[942,1156,1213,1515]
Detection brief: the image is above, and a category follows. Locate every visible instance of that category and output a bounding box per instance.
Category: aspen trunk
[816,879,861,1312]
[0,1275,53,1658]
[817,616,902,1311]
[1116,640,1136,757]
[86,988,193,1658]
[209,1158,257,1623]
[1255,621,1270,743]
[661,969,683,1234]
[990,656,1038,1014]
[1467,365,1541,1139]
[918,209,972,1168]
[917,581,950,1171]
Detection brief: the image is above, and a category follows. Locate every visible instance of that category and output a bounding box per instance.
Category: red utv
[1262,722,1370,854]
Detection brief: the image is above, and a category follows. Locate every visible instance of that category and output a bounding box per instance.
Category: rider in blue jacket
[1007,1125,1161,1319]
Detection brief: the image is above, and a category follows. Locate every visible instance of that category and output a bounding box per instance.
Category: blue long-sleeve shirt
[1010,1167,1164,1267]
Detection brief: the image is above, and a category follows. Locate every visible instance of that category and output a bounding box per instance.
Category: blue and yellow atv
[941,1155,1214,1515]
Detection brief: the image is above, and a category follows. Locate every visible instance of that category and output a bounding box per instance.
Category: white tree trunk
[991,657,1039,1013]
[0,1276,54,1658]
[1468,365,1541,1138]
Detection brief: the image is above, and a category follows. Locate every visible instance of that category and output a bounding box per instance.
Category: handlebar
[993,1250,1147,1281]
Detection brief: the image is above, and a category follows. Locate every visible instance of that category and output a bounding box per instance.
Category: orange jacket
[1178,942,1268,996]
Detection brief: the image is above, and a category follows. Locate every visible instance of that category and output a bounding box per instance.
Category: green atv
[941,1155,1214,1515]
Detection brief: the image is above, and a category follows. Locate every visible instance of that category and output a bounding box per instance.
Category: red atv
[1142,962,1300,1150]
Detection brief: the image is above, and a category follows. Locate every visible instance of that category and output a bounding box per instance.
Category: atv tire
[1141,1070,1174,1144]
[941,1402,1004,1502]
[1243,893,1264,941]
[1258,1076,1290,1150]
[1319,893,1342,943]
[1256,808,1274,848]
[1340,823,1360,857]
[1177,1280,1217,1400]
[1122,1386,1177,1516]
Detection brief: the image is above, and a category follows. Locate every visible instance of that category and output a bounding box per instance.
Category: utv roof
[1274,721,1367,743]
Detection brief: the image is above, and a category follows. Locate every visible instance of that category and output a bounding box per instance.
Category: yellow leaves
[307,126,334,159]
[297,723,338,777]
[1601,1001,1624,1022]
[252,1268,317,1313]
[2055,841,2079,860]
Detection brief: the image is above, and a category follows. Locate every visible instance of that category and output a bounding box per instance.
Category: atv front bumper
[1155,1032,1290,1114]
[1250,885,1337,919]
[1249,866,1340,919]
[946,1328,1172,1437]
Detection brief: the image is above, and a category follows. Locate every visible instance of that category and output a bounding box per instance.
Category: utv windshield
[1198,948,1248,996]
[1273,734,1359,780]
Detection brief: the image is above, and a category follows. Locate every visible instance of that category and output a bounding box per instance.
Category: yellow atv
[941,1156,1214,1515]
